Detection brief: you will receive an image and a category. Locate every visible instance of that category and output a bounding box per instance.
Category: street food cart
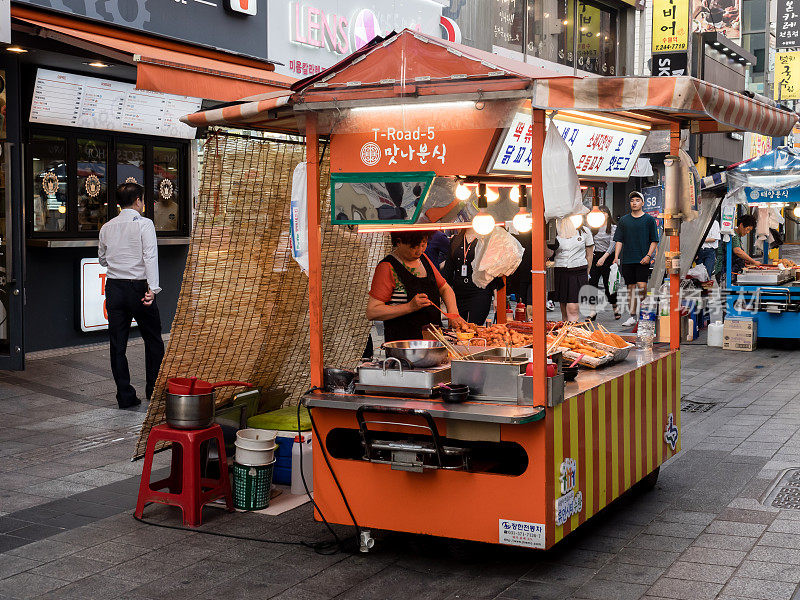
[183,30,797,550]
[724,148,800,338]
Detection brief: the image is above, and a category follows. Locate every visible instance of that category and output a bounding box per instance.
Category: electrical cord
[297,387,363,553]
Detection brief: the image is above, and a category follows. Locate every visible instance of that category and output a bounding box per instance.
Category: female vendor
[367,231,466,342]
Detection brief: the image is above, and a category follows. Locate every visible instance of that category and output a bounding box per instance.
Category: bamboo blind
[134,132,387,459]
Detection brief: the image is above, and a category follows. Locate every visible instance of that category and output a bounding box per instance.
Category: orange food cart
[183,30,797,550]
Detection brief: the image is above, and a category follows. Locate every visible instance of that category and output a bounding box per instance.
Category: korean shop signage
[776,51,800,101]
[652,0,689,53]
[15,0,269,59]
[778,0,800,50]
[330,104,505,175]
[744,187,800,203]
[490,112,648,181]
[651,52,688,76]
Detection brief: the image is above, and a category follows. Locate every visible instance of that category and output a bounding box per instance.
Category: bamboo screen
[134,132,387,459]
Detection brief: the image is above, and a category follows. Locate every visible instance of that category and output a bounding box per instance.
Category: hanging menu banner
[775,51,800,101]
[489,112,648,181]
[778,0,800,50]
[652,0,690,53]
[30,69,202,139]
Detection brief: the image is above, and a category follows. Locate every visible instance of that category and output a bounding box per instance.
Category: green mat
[247,406,312,432]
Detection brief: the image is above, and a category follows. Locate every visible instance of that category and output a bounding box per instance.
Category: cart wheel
[637,467,660,492]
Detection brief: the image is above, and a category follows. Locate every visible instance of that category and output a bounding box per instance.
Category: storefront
[0,2,292,368]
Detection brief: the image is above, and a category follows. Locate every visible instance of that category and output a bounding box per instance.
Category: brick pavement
[1,319,800,598]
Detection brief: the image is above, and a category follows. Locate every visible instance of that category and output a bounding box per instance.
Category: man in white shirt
[99,183,164,409]
[695,220,721,278]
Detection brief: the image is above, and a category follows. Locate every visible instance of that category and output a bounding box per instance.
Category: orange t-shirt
[368,255,446,304]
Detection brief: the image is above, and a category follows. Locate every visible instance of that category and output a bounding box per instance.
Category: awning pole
[669,123,681,351]
[531,109,547,404]
[306,113,324,388]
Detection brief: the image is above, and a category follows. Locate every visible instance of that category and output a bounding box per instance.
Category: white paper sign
[79,259,137,332]
[498,519,546,549]
[490,112,648,181]
[31,69,202,139]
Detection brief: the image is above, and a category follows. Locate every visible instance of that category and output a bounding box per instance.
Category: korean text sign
[652,0,689,53]
[778,0,800,50]
[776,51,800,100]
[490,113,647,181]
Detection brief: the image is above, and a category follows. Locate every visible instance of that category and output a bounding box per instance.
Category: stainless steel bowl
[166,392,215,429]
[382,340,448,368]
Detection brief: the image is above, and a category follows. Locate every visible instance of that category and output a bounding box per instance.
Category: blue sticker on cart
[664,413,678,451]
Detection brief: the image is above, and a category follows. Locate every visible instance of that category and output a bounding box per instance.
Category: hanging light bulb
[509,186,520,203]
[57,205,66,214]
[455,183,472,201]
[471,183,496,235]
[569,213,584,228]
[512,210,532,233]
[793,204,800,219]
[586,206,607,228]
[486,186,500,203]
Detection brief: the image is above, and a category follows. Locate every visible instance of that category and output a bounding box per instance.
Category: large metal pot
[382,340,448,368]
[166,393,215,429]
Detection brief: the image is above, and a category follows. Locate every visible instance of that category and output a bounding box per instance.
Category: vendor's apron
[381,254,442,342]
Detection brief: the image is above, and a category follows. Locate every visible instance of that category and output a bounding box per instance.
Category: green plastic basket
[232,461,274,510]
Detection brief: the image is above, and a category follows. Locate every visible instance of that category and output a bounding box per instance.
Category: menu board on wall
[30,69,202,139]
[489,112,648,181]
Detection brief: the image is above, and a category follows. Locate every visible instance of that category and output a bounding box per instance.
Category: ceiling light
[455,183,472,201]
[509,186,520,203]
[713,42,721,47]
[586,206,607,228]
[486,187,500,203]
[87,61,109,68]
[512,210,532,233]
[6,46,27,53]
[563,19,569,25]
[569,214,584,228]
[472,212,496,235]
[793,205,800,219]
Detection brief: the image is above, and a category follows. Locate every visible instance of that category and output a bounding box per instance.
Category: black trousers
[106,279,165,407]
[588,251,618,306]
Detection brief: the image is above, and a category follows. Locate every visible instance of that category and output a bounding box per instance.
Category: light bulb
[472,212,496,235]
[793,204,800,219]
[586,207,607,228]
[569,214,584,228]
[509,187,520,203]
[57,205,66,214]
[455,183,472,201]
[486,187,500,203]
[512,210,532,233]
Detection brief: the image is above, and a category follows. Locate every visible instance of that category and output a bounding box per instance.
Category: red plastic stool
[135,423,234,526]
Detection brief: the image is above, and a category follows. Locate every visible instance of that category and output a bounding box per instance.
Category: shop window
[153,147,180,231]
[741,0,766,32]
[742,32,766,73]
[77,139,108,232]
[558,0,617,75]
[31,135,68,232]
[494,0,525,53]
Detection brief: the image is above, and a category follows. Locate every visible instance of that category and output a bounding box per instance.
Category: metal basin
[382,340,449,368]
[166,392,215,429]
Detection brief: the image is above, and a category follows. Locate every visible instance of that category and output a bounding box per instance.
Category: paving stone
[614,547,679,568]
[717,508,777,525]
[28,555,109,582]
[0,555,40,581]
[679,546,746,567]
[72,540,150,564]
[647,577,723,600]
[705,520,768,537]
[658,510,717,526]
[736,560,800,584]
[747,545,800,564]
[592,561,665,585]
[571,578,648,600]
[692,532,758,551]
[0,571,68,599]
[721,576,799,600]
[496,580,574,600]
[663,561,735,584]
[5,539,80,562]
[768,519,800,534]
[628,534,694,553]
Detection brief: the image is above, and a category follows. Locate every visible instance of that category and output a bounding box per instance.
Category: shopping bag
[542,117,583,220]
[608,263,621,294]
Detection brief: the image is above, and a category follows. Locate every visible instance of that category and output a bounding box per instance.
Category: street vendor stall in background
[182,30,796,550]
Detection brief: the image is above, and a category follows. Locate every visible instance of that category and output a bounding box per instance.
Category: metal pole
[573,0,579,76]
[523,0,529,63]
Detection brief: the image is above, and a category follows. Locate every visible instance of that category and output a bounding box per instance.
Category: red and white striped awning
[182,92,292,128]
[532,76,797,137]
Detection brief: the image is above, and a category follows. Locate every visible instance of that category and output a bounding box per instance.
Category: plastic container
[232,461,274,510]
[637,295,656,350]
[291,434,314,496]
[707,321,724,347]
[515,302,527,322]
[235,428,278,466]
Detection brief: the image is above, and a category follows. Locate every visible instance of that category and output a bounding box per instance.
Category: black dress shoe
[118,399,142,410]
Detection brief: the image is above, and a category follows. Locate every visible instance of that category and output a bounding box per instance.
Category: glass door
[0,139,24,369]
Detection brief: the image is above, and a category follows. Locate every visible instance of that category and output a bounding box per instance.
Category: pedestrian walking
[613,191,660,326]
[549,217,594,322]
[695,219,721,278]
[99,182,165,409]
[588,205,620,320]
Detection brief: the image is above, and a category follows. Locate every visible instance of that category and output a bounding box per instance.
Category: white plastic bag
[542,117,583,220]
[471,228,524,289]
[687,264,710,282]
[608,263,621,294]
[289,163,309,275]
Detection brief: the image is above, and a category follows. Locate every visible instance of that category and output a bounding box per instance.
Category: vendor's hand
[409,293,432,311]
[448,314,467,329]
[142,290,154,306]
[597,255,606,266]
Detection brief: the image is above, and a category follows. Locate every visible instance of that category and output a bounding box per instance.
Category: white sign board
[79,259,137,332]
[490,112,648,181]
[268,0,447,77]
[30,69,202,139]
[0,0,9,45]
[498,519,546,549]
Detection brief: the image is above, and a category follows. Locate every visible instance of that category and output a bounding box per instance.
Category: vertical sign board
[777,0,800,50]
[642,185,665,234]
[775,51,800,100]
[80,259,136,332]
[691,0,740,41]
[652,0,689,53]
[651,52,688,76]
